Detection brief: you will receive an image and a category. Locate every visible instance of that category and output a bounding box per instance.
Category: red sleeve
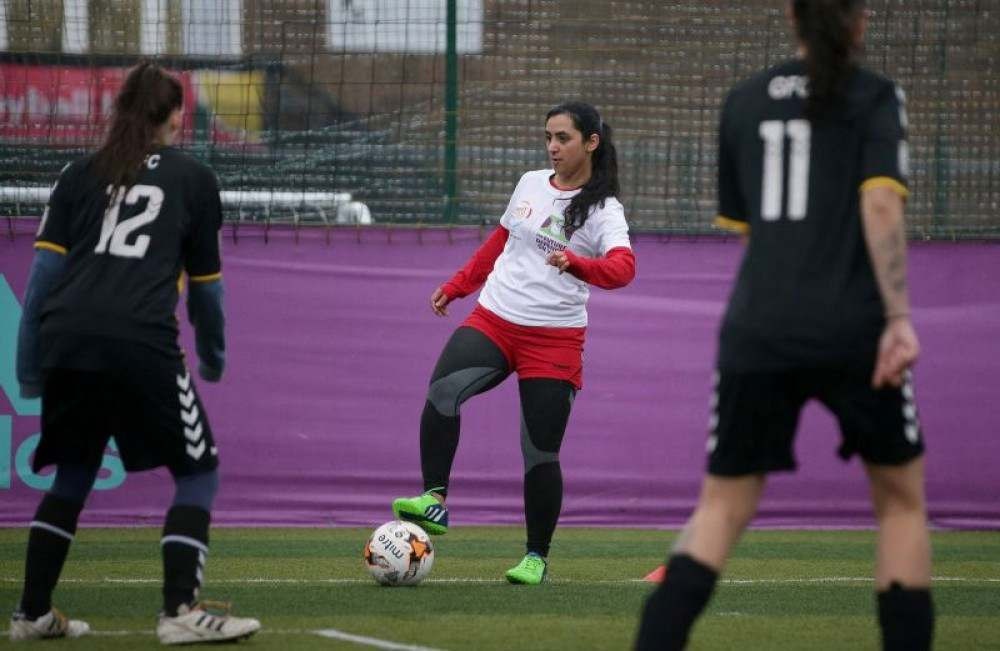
[440,226,509,299]
[563,246,636,289]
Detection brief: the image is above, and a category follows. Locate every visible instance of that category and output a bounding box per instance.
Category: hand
[430,287,452,317]
[546,250,571,273]
[872,316,920,389]
[198,362,224,383]
[19,383,42,400]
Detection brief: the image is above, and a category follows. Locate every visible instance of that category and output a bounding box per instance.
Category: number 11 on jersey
[759,119,811,221]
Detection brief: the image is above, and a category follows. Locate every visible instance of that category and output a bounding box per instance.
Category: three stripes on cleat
[423,504,447,523]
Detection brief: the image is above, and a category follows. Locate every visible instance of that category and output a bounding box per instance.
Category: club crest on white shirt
[512,200,532,220]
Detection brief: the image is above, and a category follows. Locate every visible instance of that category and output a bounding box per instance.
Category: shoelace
[192,600,232,616]
[522,556,546,572]
[48,608,68,634]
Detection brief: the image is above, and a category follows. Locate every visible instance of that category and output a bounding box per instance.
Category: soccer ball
[363,520,434,586]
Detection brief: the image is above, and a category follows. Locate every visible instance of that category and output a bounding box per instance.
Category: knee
[523,456,561,476]
[520,425,561,473]
[875,487,926,522]
[50,464,99,504]
[172,469,219,511]
[702,475,764,524]
[426,369,496,417]
[870,467,926,519]
[518,380,574,472]
[704,500,756,533]
[426,371,477,417]
[426,379,460,417]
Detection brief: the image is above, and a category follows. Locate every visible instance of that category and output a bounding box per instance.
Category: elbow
[593,262,636,291]
[608,249,636,289]
[606,264,636,290]
[622,270,637,288]
[861,187,905,231]
[613,273,636,290]
[864,200,901,223]
[187,279,225,342]
[862,203,905,243]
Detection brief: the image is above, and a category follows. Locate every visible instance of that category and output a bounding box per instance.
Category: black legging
[420,326,576,557]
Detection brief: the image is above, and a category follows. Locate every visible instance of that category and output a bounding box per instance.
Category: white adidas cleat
[9,608,90,641]
[156,601,260,645]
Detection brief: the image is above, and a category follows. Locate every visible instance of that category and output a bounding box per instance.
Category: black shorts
[36,351,219,476]
[707,367,924,476]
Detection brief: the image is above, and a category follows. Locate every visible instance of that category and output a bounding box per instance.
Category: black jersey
[715,59,909,372]
[35,146,223,365]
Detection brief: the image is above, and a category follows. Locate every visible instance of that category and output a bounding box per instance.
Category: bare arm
[861,186,919,388]
[862,187,910,319]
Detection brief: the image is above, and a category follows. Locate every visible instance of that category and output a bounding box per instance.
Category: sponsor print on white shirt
[478,169,631,327]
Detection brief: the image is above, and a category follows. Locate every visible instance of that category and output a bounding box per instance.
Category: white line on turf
[719,576,1000,584]
[0,628,412,639]
[315,628,442,650]
[0,575,998,585]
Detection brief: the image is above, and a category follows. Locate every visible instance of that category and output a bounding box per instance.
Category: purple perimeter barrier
[2,226,998,528]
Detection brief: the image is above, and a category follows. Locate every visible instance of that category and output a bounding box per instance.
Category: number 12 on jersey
[95,184,164,259]
[759,119,811,221]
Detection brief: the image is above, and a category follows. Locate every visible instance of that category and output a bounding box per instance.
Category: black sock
[161,505,211,616]
[635,554,718,651]
[524,462,562,557]
[420,400,460,498]
[20,494,84,619]
[878,582,934,651]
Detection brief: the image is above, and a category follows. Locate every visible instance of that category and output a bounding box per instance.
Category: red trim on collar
[549,175,583,192]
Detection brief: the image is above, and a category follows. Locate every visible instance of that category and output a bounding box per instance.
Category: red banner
[0,64,226,145]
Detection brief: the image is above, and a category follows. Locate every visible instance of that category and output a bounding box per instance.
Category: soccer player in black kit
[636,2,932,650]
[12,62,259,644]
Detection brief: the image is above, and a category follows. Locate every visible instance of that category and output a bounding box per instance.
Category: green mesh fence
[1,0,997,237]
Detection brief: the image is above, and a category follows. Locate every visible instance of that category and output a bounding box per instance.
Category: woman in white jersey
[391,102,636,584]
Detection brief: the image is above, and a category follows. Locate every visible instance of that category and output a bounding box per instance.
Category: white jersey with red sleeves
[478,169,631,327]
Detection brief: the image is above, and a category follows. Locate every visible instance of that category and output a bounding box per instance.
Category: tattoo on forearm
[879,228,908,299]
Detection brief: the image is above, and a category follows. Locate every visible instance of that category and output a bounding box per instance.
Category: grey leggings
[420,326,575,556]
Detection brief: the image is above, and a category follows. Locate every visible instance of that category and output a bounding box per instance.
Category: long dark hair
[92,61,183,189]
[545,102,620,235]
[792,0,866,118]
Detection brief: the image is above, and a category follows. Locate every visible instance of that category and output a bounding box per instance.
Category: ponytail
[545,102,620,236]
[792,0,866,118]
[92,61,183,189]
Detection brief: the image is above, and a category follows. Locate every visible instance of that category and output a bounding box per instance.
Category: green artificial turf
[0,527,997,649]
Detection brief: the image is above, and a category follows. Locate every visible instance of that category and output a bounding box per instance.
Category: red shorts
[463,304,586,389]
